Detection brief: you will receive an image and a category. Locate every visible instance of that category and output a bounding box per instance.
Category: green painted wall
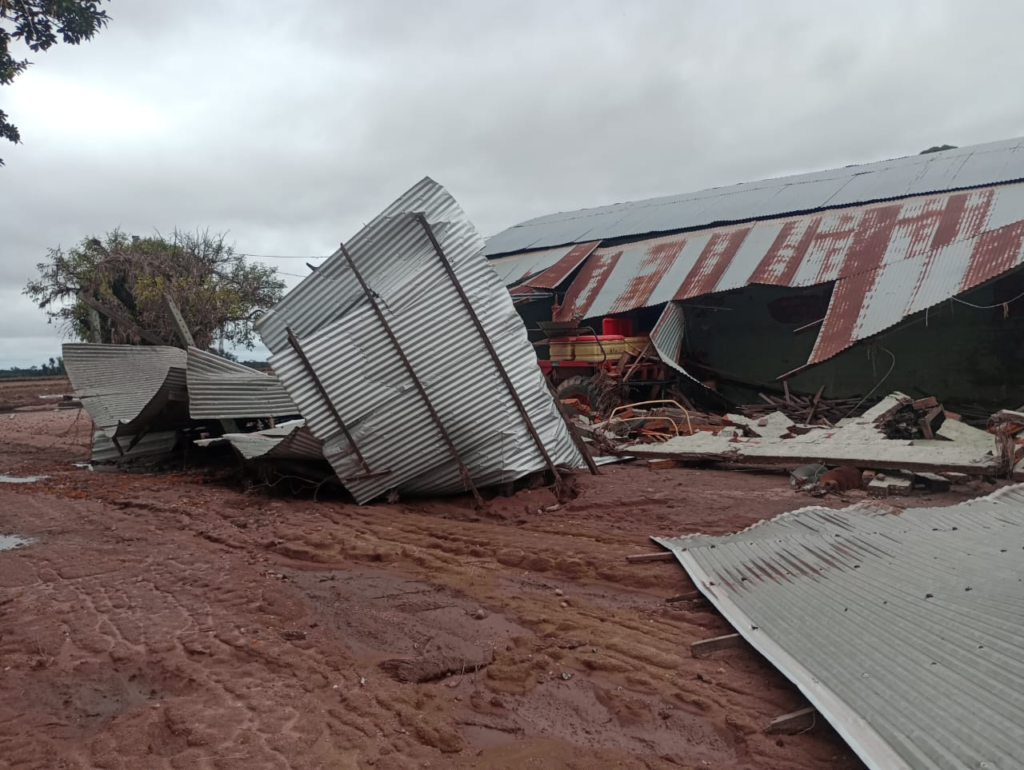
[679,275,1024,408]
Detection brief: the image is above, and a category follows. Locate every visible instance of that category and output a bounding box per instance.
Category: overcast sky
[2,0,1022,367]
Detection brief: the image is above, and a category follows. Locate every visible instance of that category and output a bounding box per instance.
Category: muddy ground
[0,410,992,769]
[0,377,72,412]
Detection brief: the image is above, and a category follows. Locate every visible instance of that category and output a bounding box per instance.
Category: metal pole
[163,293,196,348]
[285,326,372,476]
[410,213,567,495]
[545,378,601,476]
[337,244,484,507]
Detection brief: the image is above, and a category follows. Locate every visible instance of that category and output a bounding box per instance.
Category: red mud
[0,410,988,769]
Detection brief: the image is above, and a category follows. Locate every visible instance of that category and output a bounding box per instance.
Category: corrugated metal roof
[653,485,1024,770]
[64,344,188,438]
[485,137,1024,256]
[488,242,600,288]
[254,177,583,503]
[552,182,1024,367]
[185,347,297,420]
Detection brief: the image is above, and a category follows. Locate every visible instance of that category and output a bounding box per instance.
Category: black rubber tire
[556,376,604,418]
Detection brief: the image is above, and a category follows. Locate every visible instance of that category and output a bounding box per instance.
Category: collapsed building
[485,137,1024,415]
[64,180,585,503]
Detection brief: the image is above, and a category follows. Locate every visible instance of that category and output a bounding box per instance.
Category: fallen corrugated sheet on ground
[622,393,1003,475]
[255,177,583,504]
[186,347,298,420]
[64,343,188,440]
[91,430,179,464]
[195,419,323,462]
[653,484,1024,770]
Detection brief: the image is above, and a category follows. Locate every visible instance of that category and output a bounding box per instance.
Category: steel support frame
[410,212,570,495]
[285,326,372,476]
[337,244,484,507]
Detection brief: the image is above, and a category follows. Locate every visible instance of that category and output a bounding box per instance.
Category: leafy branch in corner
[0,1,110,165]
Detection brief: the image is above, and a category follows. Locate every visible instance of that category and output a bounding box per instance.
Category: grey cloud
[2,0,1023,365]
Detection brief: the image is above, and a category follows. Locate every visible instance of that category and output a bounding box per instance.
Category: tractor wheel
[557,375,619,419]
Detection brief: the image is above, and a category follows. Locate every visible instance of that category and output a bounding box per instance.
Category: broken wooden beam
[647,458,678,470]
[665,591,703,604]
[766,706,818,734]
[691,632,743,658]
[625,551,675,564]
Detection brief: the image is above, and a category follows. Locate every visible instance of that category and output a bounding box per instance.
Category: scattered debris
[866,471,914,497]
[0,474,48,484]
[379,649,494,684]
[0,535,33,551]
[616,394,1006,478]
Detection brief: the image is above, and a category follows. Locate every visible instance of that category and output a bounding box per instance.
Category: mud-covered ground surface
[0,410,993,769]
[0,377,71,412]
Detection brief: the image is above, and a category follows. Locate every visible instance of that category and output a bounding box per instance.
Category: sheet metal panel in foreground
[255,177,582,503]
[654,488,1024,770]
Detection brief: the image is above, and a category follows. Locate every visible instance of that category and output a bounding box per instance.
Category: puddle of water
[0,474,49,484]
[0,535,32,551]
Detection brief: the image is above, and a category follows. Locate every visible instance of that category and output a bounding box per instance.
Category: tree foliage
[25,230,286,350]
[1,0,110,165]
[920,144,958,155]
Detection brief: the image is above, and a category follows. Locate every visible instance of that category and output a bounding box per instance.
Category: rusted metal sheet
[489,242,598,288]
[547,181,1024,366]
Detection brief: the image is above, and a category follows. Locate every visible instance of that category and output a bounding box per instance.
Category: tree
[920,144,957,155]
[1,1,110,165]
[25,229,286,350]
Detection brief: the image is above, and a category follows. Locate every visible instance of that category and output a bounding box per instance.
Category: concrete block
[868,473,914,497]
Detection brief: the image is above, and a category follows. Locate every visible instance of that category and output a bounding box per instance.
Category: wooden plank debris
[625,551,675,564]
[691,632,744,658]
[647,459,678,470]
[766,706,818,734]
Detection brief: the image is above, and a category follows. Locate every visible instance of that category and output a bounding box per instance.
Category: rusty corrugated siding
[550,182,1024,366]
[488,242,598,288]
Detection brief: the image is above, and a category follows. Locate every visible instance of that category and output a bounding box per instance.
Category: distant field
[0,376,72,411]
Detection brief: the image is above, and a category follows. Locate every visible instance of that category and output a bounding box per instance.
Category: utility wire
[840,346,896,420]
[950,288,1024,310]
[237,253,329,260]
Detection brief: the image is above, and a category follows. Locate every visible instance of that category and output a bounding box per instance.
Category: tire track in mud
[0,412,867,769]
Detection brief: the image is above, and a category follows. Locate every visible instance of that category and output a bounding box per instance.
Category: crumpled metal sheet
[63,344,188,438]
[195,419,323,461]
[653,484,1024,770]
[185,347,297,420]
[91,430,179,464]
[255,177,582,503]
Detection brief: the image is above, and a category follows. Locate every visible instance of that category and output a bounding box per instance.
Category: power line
[237,252,330,260]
